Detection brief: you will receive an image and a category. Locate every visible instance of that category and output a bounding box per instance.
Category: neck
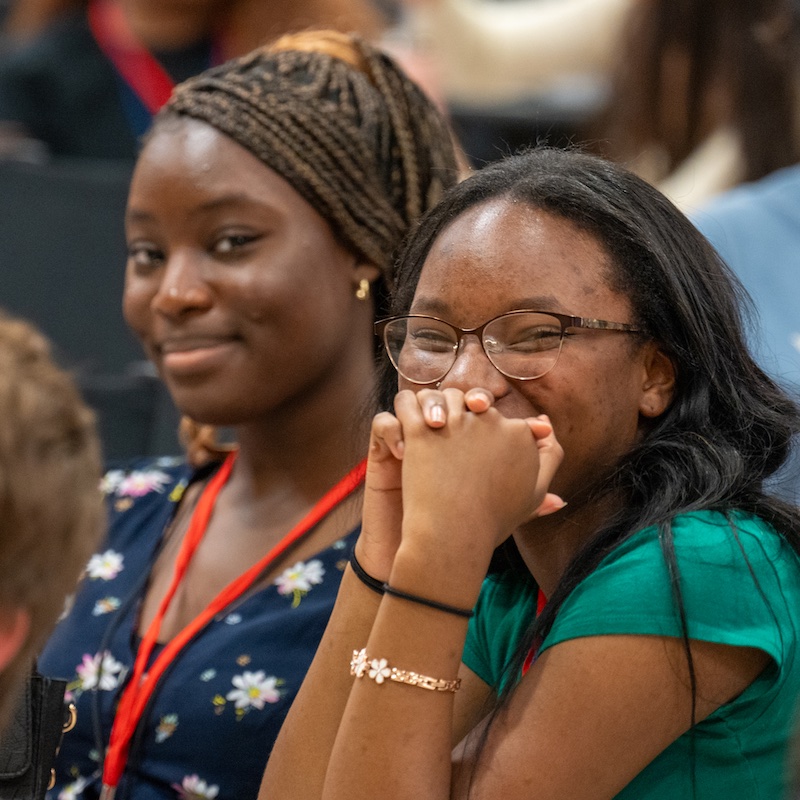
[225,359,375,505]
[513,493,620,599]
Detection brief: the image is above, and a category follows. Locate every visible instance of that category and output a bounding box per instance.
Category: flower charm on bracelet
[349,648,461,692]
[350,648,369,678]
[368,658,392,684]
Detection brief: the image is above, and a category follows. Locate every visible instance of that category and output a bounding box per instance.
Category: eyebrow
[410,294,563,316]
[125,193,269,224]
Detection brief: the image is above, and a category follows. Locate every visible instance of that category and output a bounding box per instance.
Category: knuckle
[372,411,395,429]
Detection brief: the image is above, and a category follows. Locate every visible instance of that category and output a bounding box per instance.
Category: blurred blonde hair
[0,312,103,727]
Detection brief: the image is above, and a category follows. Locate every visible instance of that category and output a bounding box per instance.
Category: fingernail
[430,405,445,424]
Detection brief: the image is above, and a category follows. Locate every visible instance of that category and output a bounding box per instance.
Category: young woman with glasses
[36,31,459,800]
[262,147,800,800]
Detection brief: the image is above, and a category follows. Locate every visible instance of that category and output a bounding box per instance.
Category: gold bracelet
[350,648,461,693]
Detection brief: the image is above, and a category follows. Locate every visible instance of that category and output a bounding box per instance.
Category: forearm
[321,533,487,800]
[259,565,382,800]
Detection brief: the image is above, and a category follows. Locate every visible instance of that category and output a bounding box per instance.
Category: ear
[639,343,676,419]
[0,608,29,673]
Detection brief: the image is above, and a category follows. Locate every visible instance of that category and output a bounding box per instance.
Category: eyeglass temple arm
[570,316,641,333]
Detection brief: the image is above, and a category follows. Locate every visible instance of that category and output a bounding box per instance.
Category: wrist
[390,534,488,613]
[349,549,385,595]
[353,533,395,584]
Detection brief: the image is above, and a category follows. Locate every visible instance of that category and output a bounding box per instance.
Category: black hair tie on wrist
[349,550,385,594]
[382,583,475,618]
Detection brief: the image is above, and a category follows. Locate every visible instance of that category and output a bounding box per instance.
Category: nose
[438,334,510,396]
[151,249,212,318]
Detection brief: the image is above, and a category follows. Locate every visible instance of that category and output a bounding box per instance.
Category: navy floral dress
[39,457,358,800]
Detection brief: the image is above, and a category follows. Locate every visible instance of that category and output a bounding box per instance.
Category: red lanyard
[100,453,367,799]
[522,588,548,676]
[87,0,179,114]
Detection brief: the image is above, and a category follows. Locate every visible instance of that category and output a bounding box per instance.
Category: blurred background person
[691,160,800,502]
[597,0,800,211]
[399,0,628,107]
[0,0,388,159]
[397,0,800,210]
[693,163,800,391]
[0,310,102,731]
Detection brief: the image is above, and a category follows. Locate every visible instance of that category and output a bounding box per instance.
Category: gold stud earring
[355,278,370,301]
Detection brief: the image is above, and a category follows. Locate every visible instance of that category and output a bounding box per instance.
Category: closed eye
[504,327,562,352]
[408,328,457,352]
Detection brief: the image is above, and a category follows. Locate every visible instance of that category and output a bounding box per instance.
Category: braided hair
[158,29,459,282]
[151,30,460,464]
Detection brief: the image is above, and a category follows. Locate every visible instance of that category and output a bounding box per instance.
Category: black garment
[0,9,212,159]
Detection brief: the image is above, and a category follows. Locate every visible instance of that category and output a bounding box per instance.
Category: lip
[156,336,239,376]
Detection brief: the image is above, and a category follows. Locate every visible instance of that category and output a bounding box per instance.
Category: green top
[463,510,800,799]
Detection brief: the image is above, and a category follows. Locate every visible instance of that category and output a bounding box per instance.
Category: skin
[123,117,379,639]
[119,0,226,51]
[261,199,768,800]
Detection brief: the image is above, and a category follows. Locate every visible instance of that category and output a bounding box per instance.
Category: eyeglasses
[375,311,642,384]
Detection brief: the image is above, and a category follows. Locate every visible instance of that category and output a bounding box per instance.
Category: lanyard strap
[522,588,548,676]
[87,0,177,115]
[101,454,367,795]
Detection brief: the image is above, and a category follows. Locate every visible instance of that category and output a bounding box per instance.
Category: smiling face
[123,117,377,426]
[405,198,675,503]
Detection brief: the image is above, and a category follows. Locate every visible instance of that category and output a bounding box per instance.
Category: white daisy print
[226,670,281,710]
[117,469,172,498]
[92,596,120,616]
[86,550,124,580]
[58,775,88,800]
[173,774,220,800]
[99,469,125,496]
[75,651,124,692]
[155,713,178,743]
[274,559,325,607]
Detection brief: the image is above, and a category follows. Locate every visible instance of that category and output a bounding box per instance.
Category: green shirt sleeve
[542,510,798,667]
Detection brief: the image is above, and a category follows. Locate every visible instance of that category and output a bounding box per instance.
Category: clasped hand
[357,387,564,583]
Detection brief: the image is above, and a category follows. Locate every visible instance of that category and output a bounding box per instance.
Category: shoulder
[100,456,197,534]
[83,458,201,580]
[544,510,800,660]
[598,509,795,592]
[692,164,800,264]
[101,456,192,504]
[698,163,800,221]
[611,509,785,561]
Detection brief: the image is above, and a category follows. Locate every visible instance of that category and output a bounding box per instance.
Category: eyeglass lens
[382,313,565,384]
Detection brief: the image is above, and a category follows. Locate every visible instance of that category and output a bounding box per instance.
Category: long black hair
[379,147,800,734]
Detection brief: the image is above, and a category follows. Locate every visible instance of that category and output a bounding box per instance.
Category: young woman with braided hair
[37,30,459,800]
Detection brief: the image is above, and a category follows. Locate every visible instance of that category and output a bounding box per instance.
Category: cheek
[122,276,156,336]
[529,365,641,461]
